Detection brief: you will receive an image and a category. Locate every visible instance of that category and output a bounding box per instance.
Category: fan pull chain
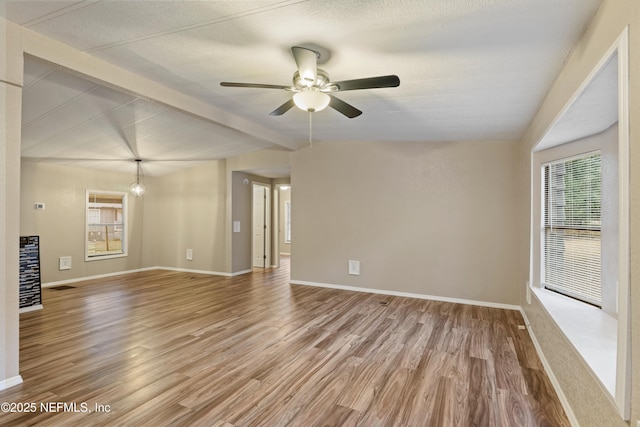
[308,111,313,148]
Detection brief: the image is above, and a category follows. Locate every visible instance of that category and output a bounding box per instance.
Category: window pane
[87,191,126,258]
[543,153,601,305]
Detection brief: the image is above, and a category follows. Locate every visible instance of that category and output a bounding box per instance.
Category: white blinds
[543,152,602,306]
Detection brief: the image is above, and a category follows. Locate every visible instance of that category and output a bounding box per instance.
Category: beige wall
[519,0,639,424]
[17,150,290,284]
[20,161,146,283]
[151,160,227,273]
[1,17,23,388]
[290,140,520,305]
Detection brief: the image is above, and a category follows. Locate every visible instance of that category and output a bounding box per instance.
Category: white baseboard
[231,269,252,276]
[42,266,249,287]
[42,267,156,288]
[289,279,521,311]
[147,266,252,277]
[520,309,579,427]
[159,266,235,277]
[19,304,43,313]
[0,375,23,392]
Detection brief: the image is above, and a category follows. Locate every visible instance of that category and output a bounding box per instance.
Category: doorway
[271,183,292,269]
[252,183,271,268]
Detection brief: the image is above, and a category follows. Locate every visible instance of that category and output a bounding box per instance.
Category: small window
[86,190,127,260]
[542,152,601,306]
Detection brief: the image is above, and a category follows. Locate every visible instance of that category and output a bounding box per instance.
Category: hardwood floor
[1,260,569,426]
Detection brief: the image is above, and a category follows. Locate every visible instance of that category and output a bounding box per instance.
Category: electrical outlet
[348,260,360,276]
[186,249,193,260]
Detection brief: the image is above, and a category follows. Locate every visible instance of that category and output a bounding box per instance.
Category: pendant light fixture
[129,159,146,197]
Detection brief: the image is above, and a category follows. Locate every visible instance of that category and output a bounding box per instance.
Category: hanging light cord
[308,111,313,148]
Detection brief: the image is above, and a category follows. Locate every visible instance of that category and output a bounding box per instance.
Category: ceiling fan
[220,46,400,118]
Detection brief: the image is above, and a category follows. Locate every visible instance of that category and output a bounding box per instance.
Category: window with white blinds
[543,152,602,306]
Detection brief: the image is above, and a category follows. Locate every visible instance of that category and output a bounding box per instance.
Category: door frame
[251,182,271,268]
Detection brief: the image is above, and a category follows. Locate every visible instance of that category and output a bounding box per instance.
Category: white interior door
[252,183,271,268]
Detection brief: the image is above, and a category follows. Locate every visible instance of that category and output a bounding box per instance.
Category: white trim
[289,280,520,311]
[154,266,252,277]
[279,252,291,256]
[19,304,43,313]
[41,266,251,287]
[231,269,253,277]
[252,182,271,269]
[0,375,23,392]
[520,310,580,427]
[613,26,631,420]
[42,267,156,287]
[159,266,232,277]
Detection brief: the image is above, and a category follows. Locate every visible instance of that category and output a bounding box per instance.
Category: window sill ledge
[531,286,616,396]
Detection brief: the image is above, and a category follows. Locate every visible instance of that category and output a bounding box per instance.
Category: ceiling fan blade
[220,82,291,90]
[269,99,296,116]
[332,75,400,91]
[291,46,318,86]
[329,95,362,118]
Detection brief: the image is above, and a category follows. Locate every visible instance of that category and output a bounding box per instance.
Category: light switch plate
[233,221,241,233]
[186,249,193,260]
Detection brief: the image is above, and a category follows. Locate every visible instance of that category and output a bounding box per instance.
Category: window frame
[541,151,602,306]
[528,28,630,419]
[85,190,128,261]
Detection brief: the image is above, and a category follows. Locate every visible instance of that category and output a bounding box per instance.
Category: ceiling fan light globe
[293,90,330,112]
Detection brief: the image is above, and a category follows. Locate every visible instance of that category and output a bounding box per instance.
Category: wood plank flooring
[0,259,569,426]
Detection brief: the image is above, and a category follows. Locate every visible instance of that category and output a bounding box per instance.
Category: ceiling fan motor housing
[292,69,334,91]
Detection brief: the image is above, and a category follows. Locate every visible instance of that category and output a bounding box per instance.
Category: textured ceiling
[1,0,605,176]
